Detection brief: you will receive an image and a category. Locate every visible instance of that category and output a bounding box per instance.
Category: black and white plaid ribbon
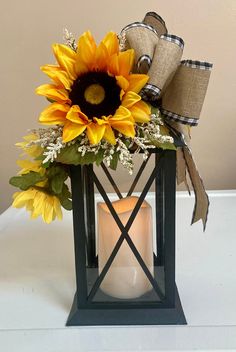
[140,84,161,101]
[161,109,199,126]
[121,22,158,37]
[181,60,213,70]
[161,34,184,49]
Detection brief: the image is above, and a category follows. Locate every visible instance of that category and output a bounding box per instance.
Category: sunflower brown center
[84,84,105,105]
[69,72,121,119]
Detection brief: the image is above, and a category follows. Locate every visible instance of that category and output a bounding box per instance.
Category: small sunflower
[36,31,151,145]
[16,133,43,159]
[13,188,62,223]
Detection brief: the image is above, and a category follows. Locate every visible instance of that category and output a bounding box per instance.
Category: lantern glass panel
[82,153,167,304]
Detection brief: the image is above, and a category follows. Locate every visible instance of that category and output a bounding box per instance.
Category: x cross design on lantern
[89,156,164,302]
[69,147,178,307]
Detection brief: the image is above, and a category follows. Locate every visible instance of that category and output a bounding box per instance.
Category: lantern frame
[67,145,187,326]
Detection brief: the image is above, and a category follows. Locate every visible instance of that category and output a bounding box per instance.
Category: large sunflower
[36,31,151,145]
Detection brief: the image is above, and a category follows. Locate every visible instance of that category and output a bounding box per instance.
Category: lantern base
[66,284,187,326]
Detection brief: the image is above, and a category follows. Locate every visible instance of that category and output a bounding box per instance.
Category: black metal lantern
[67,144,187,326]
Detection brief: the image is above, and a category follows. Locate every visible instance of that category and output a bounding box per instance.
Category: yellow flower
[36,31,151,145]
[12,188,62,224]
[17,159,44,175]
[16,133,43,158]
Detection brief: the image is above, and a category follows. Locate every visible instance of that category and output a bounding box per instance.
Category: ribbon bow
[121,12,213,229]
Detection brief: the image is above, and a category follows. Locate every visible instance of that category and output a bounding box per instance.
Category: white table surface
[0,190,236,351]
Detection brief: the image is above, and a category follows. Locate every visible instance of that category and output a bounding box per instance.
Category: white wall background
[1,0,236,213]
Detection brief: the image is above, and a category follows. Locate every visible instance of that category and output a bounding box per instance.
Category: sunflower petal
[127,74,149,93]
[95,42,109,71]
[93,116,108,125]
[40,65,72,89]
[12,191,21,200]
[16,134,42,158]
[42,195,54,224]
[36,179,48,188]
[77,31,97,70]
[86,122,106,144]
[74,57,89,76]
[17,159,42,175]
[52,44,77,79]
[103,125,116,144]
[62,121,87,143]
[111,106,133,121]
[121,91,141,108]
[12,189,37,208]
[117,49,134,77]
[66,105,89,124]
[25,199,34,212]
[36,84,70,103]
[116,75,129,91]
[53,196,63,220]
[108,54,119,76]
[109,106,135,138]
[102,32,119,56]
[13,187,62,223]
[39,103,70,125]
[110,120,135,138]
[30,209,40,219]
[130,100,151,123]
[33,191,46,217]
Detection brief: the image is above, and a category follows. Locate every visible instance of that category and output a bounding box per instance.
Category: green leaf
[95,150,105,166]
[41,160,51,169]
[150,139,176,150]
[61,183,71,198]
[59,197,72,210]
[46,164,67,178]
[34,153,44,161]
[55,144,82,164]
[57,184,72,210]
[109,152,119,170]
[46,165,68,194]
[9,172,46,190]
[51,176,64,194]
[35,153,51,168]
[56,143,103,166]
[151,105,160,115]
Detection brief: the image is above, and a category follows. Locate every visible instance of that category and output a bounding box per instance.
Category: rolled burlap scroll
[141,34,184,101]
[121,23,159,74]
[161,60,213,126]
[143,12,167,37]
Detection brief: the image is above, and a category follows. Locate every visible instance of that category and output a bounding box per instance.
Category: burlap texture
[143,12,167,37]
[183,147,209,229]
[176,148,190,193]
[162,65,211,120]
[169,121,191,145]
[177,148,186,184]
[147,38,183,92]
[125,27,158,73]
[122,12,212,229]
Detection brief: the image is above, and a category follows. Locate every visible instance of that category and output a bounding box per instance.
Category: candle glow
[98,196,154,299]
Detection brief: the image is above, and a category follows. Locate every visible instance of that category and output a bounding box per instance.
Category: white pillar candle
[97,196,154,299]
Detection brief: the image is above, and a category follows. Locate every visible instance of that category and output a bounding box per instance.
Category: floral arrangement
[10,28,174,223]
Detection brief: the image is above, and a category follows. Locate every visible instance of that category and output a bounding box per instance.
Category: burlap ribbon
[121,12,213,229]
